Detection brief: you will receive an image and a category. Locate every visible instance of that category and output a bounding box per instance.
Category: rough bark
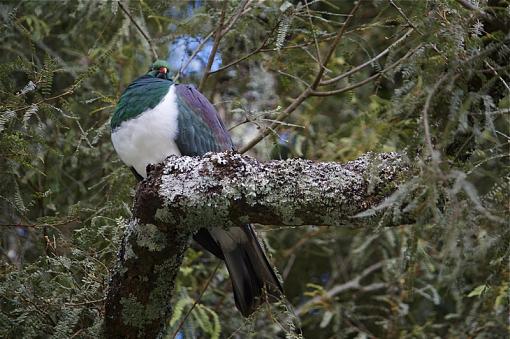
[104,151,410,338]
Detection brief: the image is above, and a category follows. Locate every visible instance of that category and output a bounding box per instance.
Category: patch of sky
[165,0,222,78]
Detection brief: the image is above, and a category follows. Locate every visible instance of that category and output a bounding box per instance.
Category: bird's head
[147,60,172,80]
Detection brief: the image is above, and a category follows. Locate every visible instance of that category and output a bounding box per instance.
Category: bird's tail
[206,225,283,317]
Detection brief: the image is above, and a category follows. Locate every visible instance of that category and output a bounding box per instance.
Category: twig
[389,0,422,34]
[422,73,449,157]
[208,17,282,75]
[455,0,491,19]
[199,2,228,91]
[8,88,74,113]
[295,261,386,315]
[259,118,305,129]
[177,0,252,84]
[305,0,322,66]
[239,1,362,153]
[64,298,106,307]
[484,60,510,91]
[0,217,80,229]
[118,1,158,60]
[320,28,414,86]
[282,253,296,280]
[311,43,423,96]
[311,1,361,89]
[0,223,38,228]
[228,118,249,132]
[220,0,253,36]
[282,228,328,257]
[172,262,221,339]
[173,31,215,83]
[277,70,311,87]
[313,73,381,97]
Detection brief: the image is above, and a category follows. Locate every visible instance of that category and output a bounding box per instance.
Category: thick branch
[137,151,409,228]
[104,220,190,338]
[104,152,410,337]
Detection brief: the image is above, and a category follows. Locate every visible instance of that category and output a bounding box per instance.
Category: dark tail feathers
[196,225,283,317]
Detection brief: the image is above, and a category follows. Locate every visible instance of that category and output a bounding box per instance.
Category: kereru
[110,60,283,317]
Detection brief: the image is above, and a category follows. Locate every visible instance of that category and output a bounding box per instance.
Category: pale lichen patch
[120,296,158,329]
[156,151,408,228]
[123,242,138,261]
[136,223,166,251]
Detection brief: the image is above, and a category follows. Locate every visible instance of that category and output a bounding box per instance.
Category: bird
[110,59,283,317]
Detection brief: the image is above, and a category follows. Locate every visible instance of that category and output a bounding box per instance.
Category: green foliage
[0,0,509,338]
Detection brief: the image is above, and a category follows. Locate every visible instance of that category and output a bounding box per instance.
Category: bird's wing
[175,84,283,317]
[111,75,171,130]
[174,84,234,155]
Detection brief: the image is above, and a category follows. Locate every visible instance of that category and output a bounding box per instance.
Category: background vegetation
[0,0,508,338]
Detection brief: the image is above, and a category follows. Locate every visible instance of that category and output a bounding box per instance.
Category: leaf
[0,110,16,133]
[279,1,293,12]
[17,80,36,96]
[319,310,333,328]
[169,296,193,326]
[467,284,489,298]
[111,0,118,15]
[23,104,38,128]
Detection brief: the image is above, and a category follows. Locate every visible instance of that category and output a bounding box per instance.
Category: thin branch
[320,28,414,86]
[311,43,423,97]
[118,1,158,60]
[305,0,322,66]
[228,119,249,131]
[220,0,253,36]
[311,1,361,89]
[257,25,376,54]
[389,0,422,34]
[172,262,221,339]
[259,118,305,129]
[312,72,380,97]
[209,16,282,75]
[64,298,106,307]
[8,88,74,113]
[0,217,80,229]
[282,228,328,258]
[484,60,510,91]
[239,1,362,153]
[179,0,252,86]
[277,70,311,87]
[455,0,491,19]
[295,262,386,315]
[173,30,215,83]
[238,88,311,153]
[422,73,449,157]
[198,2,228,91]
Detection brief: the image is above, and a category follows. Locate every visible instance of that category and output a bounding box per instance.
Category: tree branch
[118,2,158,60]
[311,43,423,97]
[319,28,414,86]
[208,17,282,75]
[455,0,491,19]
[104,151,411,337]
[238,1,361,153]
[198,1,228,91]
[295,261,386,316]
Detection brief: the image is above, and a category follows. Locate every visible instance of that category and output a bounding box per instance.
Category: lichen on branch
[135,151,410,229]
[105,151,410,338]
